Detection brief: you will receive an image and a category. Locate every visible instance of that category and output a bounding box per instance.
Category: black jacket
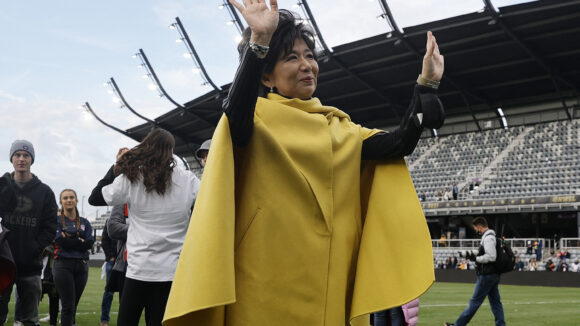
[0,174,57,276]
[101,220,118,261]
[54,216,94,260]
[0,172,17,294]
[0,173,16,212]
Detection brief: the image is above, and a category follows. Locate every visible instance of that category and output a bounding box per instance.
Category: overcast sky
[0,0,531,221]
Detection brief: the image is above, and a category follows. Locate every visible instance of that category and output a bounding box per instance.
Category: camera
[458,250,478,260]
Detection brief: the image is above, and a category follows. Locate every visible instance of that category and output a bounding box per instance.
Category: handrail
[560,238,580,249]
[431,238,552,250]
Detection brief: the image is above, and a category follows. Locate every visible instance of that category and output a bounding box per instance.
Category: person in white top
[89,128,200,326]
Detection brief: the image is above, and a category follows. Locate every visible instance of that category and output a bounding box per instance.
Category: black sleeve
[361,85,444,160]
[222,44,266,147]
[79,219,95,250]
[89,165,116,206]
[55,236,84,250]
[0,172,16,212]
[81,238,95,251]
[35,188,58,255]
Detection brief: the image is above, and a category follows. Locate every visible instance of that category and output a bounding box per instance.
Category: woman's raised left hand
[421,31,444,81]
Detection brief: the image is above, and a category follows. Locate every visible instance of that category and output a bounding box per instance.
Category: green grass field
[3,268,579,325]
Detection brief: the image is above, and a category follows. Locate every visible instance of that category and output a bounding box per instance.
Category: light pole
[82,195,86,217]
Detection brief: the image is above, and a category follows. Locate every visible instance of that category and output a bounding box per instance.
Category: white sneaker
[39,315,50,322]
[13,321,23,326]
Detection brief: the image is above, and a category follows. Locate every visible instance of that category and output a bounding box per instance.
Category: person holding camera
[53,189,94,326]
[444,216,505,326]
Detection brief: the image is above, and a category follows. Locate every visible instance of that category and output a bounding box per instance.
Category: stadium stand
[408,126,526,201]
[407,119,580,202]
[478,119,580,199]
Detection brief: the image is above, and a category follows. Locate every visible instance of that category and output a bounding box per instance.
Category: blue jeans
[455,273,505,326]
[101,260,114,322]
[374,306,404,326]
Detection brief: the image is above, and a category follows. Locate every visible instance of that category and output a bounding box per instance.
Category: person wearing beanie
[0,140,58,326]
[9,140,35,165]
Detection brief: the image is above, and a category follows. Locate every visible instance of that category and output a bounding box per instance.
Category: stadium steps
[476,126,534,196]
[407,137,442,171]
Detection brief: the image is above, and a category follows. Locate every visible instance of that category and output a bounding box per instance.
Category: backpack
[495,237,515,273]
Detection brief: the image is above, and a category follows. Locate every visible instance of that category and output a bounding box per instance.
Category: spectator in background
[557,258,569,272]
[450,234,459,247]
[514,257,524,271]
[452,254,458,269]
[535,240,542,260]
[419,191,426,202]
[444,187,452,201]
[557,249,570,260]
[53,189,94,326]
[100,219,117,326]
[89,129,200,325]
[452,182,458,200]
[526,241,532,255]
[195,139,211,168]
[545,259,555,272]
[436,189,443,201]
[527,257,537,271]
[39,221,59,326]
[0,140,58,326]
[570,258,580,272]
[105,205,128,300]
[439,233,448,247]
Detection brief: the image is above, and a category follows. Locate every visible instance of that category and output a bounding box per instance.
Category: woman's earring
[269,87,274,93]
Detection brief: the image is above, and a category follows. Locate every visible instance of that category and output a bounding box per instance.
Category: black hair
[237,9,317,93]
[472,216,488,228]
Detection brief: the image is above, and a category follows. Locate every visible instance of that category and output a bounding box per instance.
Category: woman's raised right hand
[116,147,130,162]
[229,0,279,46]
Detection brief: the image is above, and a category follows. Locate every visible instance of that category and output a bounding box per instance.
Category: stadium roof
[123,0,580,158]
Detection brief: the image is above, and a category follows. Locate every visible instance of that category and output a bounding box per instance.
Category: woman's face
[262,38,318,100]
[60,190,78,211]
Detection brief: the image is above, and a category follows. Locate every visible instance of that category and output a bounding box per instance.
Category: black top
[101,221,118,261]
[223,44,444,160]
[89,165,116,207]
[1,174,57,276]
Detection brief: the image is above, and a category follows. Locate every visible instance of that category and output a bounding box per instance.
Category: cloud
[0,97,135,220]
[0,90,26,103]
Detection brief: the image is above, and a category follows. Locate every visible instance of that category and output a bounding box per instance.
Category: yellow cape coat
[163,94,434,326]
